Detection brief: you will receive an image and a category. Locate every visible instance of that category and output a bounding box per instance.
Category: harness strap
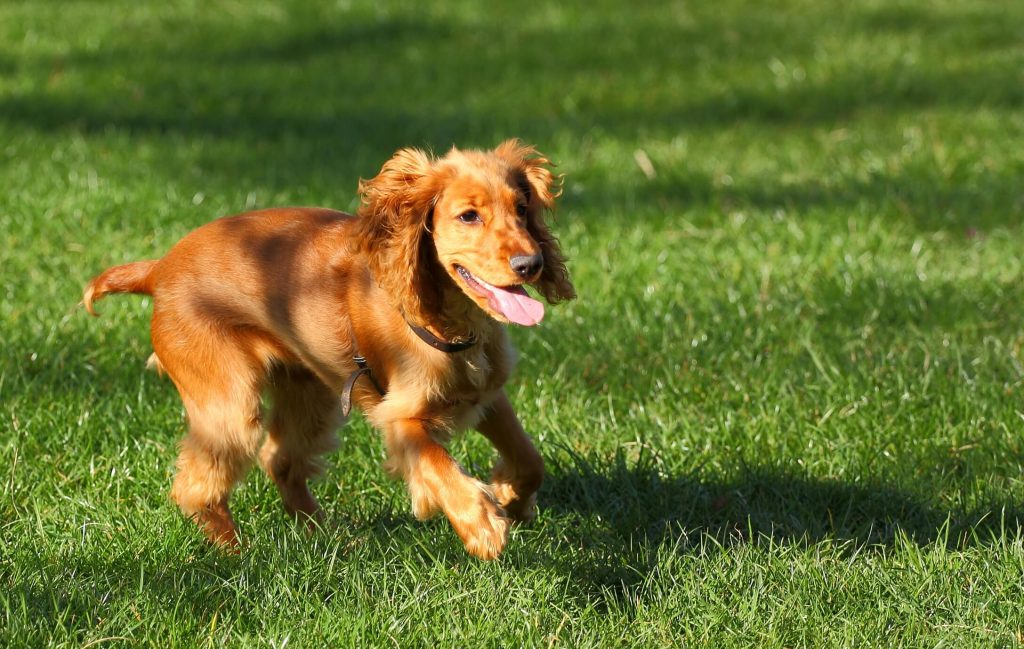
[341,356,383,418]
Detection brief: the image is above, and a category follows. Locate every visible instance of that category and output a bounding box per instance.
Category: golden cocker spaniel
[83,140,575,559]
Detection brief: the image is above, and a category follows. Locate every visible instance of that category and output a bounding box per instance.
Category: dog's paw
[490,459,541,524]
[452,487,510,560]
[192,503,241,552]
[492,480,538,524]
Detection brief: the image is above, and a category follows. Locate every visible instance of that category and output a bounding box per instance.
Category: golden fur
[83,141,574,559]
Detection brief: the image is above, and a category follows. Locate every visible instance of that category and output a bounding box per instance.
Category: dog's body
[84,142,574,559]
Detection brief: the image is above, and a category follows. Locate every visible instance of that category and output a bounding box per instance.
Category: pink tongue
[487,285,545,326]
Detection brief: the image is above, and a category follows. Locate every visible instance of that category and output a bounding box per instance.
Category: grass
[2,0,1024,645]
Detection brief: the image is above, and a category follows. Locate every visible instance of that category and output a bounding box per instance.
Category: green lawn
[3,0,1024,646]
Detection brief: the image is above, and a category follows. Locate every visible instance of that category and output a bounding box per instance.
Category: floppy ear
[353,147,447,323]
[495,139,576,304]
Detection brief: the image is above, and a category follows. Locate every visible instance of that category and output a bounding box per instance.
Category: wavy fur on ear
[353,148,450,324]
[495,139,576,304]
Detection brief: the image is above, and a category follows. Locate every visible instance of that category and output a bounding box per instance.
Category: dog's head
[353,140,576,327]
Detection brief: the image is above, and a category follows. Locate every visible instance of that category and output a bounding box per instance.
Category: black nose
[510,253,543,279]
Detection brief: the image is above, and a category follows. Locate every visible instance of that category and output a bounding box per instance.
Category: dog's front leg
[476,392,544,523]
[384,418,510,560]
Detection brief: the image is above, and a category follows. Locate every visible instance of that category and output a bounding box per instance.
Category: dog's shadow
[530,446,1024,593]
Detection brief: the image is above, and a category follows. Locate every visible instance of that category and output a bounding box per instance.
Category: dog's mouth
[454,265,545,326]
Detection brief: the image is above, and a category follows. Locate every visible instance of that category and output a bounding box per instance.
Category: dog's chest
[430,342,511,416]
[443,349,491,405]
[369,332,515,430]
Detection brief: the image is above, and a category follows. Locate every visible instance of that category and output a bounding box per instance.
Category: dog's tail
[82,260,158,316]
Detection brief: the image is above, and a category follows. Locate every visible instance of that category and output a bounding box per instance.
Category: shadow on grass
[2,1,1022,234]
[535,446,1024,596]
[545,446,1022,548]
[5,3,1020,136]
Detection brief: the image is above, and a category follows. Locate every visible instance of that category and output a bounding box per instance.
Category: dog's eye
[515,203,528,218]
[458,210,481,224]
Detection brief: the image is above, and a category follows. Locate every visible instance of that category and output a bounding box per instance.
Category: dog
[82,140,575,559]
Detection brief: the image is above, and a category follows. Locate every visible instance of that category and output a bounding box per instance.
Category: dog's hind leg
[259,366,341,526]
[154,316,267,549]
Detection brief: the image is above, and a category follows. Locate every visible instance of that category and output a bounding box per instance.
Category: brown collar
[408,324,477,353]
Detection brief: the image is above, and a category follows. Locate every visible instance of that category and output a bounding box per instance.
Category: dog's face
[354,140,576,327]
[430,155,547,326]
